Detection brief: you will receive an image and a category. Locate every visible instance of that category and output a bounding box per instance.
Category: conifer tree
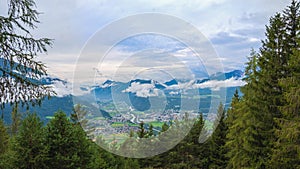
[138,121,147,138]
[0,0,54,109]
[71,104,88,126]
[148,124,154,137]
[208,103,228,169]
[167,114,208,168]
[270,46,300,168]
[226,1,300,167]
[10,103,21,135]
[161,122,169,133]
[0,120,9,155]
[226,89,240,127]
[226,50,271,168]
[86,142,108,169]
[259,13,288,119]
[268,1,300,167]
[13,113,48,169]
[138,114,207,168]
[283,0,300,53]
[44,111,94,169]
[0,117,17,169]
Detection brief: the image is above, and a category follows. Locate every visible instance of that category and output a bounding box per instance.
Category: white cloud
[193,77,246,90]
[48,79,72,97]
[0,0,291,82]
[166,80,195,90]
[166,77,246,91]
[169,91,179,95]
[122,82,160,98]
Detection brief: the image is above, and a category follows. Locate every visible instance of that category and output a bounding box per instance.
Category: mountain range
[1,70,244,124]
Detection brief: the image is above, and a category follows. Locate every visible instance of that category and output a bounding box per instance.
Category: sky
[0,0,292,83]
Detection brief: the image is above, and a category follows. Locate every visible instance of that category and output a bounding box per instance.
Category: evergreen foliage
[44,111,94,169]
[208,103,228,169]
[0,0,54,109]
[0,120,8,155]
[10,103,21,135]
[270,35,300,168]
[13,113,47,169]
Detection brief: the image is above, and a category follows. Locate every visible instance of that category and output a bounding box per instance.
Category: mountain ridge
[1,69,245,124]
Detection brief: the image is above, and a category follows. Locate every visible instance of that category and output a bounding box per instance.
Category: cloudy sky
[0,0,291,83]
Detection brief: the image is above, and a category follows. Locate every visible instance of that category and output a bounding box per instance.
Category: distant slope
[1,70,244,124]
[2,95,73,124]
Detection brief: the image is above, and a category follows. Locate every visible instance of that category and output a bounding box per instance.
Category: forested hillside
[0,0,299,169]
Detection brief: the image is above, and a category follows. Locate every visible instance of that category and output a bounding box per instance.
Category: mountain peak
[210,70,243,80]
[103,79,114,85]
[129,79,152,84]
[224,70,243,79]
[164,79,178,86]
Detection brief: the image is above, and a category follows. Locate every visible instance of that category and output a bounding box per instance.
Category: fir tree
[44,111,94,169]
[0,0,54,109]
[10,103,21,135]
[0,119,16,169]
[283,0,300,52]
[226,2,300,167]
[270,47,300,168]
[148,124,154,137]
[13,113,48,169]
[0,119,8,155]
[226,89,240,127]
[86,145,108,169]
[71,104,88,126]
[269,1,300,167]
[138,121,147,138]
[259,13,287,119]
[161,122,169,133]
[226,50,271,168]
[208,103,228,169]
[167,114,208,168]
